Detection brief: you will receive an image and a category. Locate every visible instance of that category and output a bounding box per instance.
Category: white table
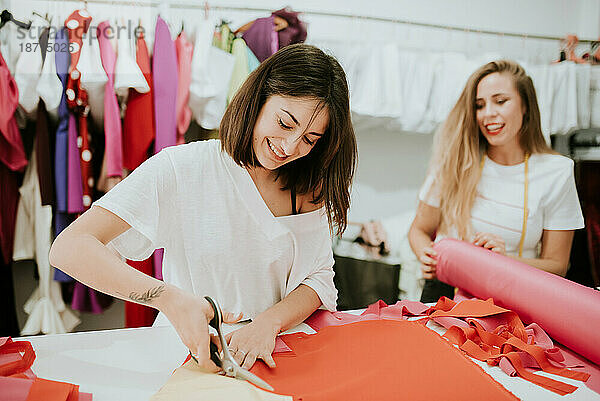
[17,319,600,401]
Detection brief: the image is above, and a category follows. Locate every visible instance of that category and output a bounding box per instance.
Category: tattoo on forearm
[125,285,165,304]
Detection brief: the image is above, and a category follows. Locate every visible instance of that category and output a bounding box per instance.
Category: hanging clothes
[113,28,149,98]
[241,16,277,62]
[35,34,57,208]
[151,16,179,282]
[152,16,178,154]
[0,48,24,336]
[52,27,73,283]
[175,31,193,144]
[64,9,93,211]
[64,10,113,314]
[271,8,307,49]
[78,26,108,125]
[13,14,48,114]
[0,56,27,172]
[96,21,123,193]
[247,47,260,72]
[35,28,62,116]
[13,106,80,335]
[188,21,235,130]
[121,26,157,326]
[227,38,250,104]
[122,29,154,171]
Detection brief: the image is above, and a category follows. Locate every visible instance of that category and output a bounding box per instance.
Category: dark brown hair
[220,43,357,235]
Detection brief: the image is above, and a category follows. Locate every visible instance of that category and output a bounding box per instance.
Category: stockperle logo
[16,19,145,53]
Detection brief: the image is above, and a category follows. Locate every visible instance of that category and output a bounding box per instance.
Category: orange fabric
[25,378,77,401]
[0,339,35,377]
[250,320,519,401]
[432,299,590,395]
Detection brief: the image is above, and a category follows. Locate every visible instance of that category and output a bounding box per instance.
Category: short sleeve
[92,149,177,260]
[543,159,584,230]
[418,174,441,208]
[301,232,337,312]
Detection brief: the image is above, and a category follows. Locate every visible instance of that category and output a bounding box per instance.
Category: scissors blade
[233,367,274,391]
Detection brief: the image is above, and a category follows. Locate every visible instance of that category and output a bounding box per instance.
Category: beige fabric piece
[151,360,292,401]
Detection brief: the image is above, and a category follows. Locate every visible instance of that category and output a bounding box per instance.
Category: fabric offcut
[251,319,519,401]
[0,337,92,401]
[434,238,600,366]
[303,298,596,396]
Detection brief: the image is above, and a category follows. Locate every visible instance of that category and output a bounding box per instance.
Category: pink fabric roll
[434,238,600,366]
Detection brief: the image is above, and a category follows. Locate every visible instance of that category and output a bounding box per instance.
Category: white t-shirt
[419,153,584,258]
[94,139,337,324]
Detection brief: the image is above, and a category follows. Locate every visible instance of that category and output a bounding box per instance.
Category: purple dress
[53,27,75,282]
[241,16,278,62]
[152,16,178,279]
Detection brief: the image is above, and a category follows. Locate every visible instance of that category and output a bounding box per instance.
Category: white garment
[114,32,149,97]
[419,153,584,258]
[13,148,80,335]
[14,15,48,113]
[93,140,337,323]
[575,63,591,129]
[36,29,63,114]
[79,33,108,94]
[590,66,600,128]
[381,210,423,301]
[79,33,108,123]
[189,22,234,130]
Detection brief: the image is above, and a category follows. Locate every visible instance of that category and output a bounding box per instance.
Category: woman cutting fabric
[361,60,584,303]
[49,44,357,371]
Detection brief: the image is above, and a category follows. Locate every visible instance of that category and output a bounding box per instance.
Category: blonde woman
[408,60,584,303]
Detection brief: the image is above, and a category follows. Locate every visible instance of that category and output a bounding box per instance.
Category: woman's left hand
[225,317,279,370]
[473,232,506,255]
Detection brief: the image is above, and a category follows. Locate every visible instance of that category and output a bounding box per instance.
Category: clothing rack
[33,0,598,44]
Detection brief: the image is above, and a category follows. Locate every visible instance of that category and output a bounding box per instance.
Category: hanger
[0,10,32,30]
[204,1,210,21]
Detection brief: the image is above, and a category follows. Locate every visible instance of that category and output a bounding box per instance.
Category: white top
[188,21,235,130]
[419,153,584,258]
[94,139,337,323]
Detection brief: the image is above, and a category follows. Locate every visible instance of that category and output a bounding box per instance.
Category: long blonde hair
[429,60,553,239]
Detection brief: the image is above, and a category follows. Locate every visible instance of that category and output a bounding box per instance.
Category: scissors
[189,296,274,392]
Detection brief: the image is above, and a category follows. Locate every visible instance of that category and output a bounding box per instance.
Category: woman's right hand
[419,244,438,279]
[159,287,220,372]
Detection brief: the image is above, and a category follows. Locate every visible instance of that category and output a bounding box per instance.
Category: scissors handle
[204,296,226,368]
[204,296,222,330]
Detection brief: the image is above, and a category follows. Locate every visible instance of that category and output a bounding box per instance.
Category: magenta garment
[175,32,193,145]
[152,16,178,154]
[434,238,600,366]
[66,114,84,213]
[153,248,164,280]
[0,49,27,173]
[241,16,276,62]
[97,22,123,177]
